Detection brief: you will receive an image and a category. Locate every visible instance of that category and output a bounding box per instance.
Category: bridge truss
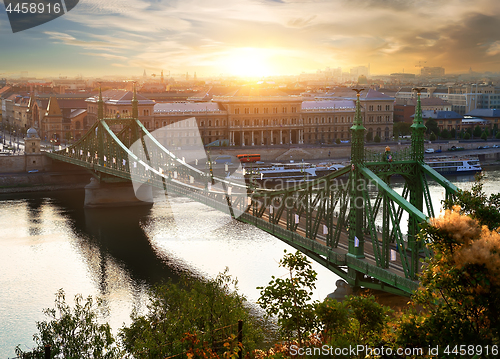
[47,87,459,295]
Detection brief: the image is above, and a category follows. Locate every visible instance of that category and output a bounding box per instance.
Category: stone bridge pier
[84,178,153,208]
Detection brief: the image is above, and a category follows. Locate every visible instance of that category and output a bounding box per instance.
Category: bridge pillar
[84,177,153,208]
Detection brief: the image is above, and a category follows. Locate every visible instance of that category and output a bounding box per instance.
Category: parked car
[425,148,435,153]
[449,146,464,151]
[492,145,500,148]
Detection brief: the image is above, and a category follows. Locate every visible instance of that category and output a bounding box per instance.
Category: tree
[335,138,341,144]
[425,118,439,135]
[397,181,500,356]
[481,131,488,141]
[374,135,381,143]
[440,128,450,139]
[257,250,318,346]
[473,125,482,138]
[429,132,436,141]
[497,132,500,140]
[393,122,412,137]
[366,131,373,142]
[443,174,500,230]
[450,128,456,139]
[15,289,120,359]
[464,132,471,140]
[121,270,263,358]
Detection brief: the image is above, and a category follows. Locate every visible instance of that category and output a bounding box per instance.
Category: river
[1,168,499,358]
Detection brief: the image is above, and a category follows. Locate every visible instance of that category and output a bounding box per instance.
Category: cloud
[82,53,129,60]
[3,0,500,75]
[43,31,126,50]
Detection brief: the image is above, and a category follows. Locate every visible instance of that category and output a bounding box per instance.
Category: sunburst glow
[224,48,273,78]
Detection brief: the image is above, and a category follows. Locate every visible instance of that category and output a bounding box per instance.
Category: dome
[26,127,39,139]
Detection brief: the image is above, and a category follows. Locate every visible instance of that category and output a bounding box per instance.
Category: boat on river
[244,162,346,184]
[425,156,482,175]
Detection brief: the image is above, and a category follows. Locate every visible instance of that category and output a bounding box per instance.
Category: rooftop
[86,90,155,105]
[465,109,500,118]
[154,102,225,114]
[302,100,355,111]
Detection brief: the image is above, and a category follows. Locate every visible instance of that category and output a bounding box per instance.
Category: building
[418,110,462,132]
[153,102,227,147]
[214,89,303,146]
[420,67,445,78]
[86,90,155,130]
[465,109,500,130]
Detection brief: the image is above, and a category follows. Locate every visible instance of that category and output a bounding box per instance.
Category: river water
[1,168,499,358]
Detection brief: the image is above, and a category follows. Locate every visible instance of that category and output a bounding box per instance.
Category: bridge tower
[407,88,427,276]
[348,89,366,260]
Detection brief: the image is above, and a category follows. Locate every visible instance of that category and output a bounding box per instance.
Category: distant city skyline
[1,0,499,78]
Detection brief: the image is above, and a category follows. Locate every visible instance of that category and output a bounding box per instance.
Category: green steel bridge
[47,86,459,296]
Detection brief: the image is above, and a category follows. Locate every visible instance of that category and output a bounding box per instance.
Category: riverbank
[0,171,91,194]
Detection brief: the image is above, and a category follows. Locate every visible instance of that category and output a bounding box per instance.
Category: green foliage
[365,130,373,142]
[443,174,500,230]
[257,250,318,345]
[496,132,500,140]
[374,135,381,143]
[15,289,120,359]
[429,132,436,141]
[450,128,456,139]
[315,298,350,342]
[473,125,482,138]
[120,269,263,358]
[335,138,341,144]
[481,131,488,140]
[314,296,394,359]
[425,118,439,135]
[440,128,450,139]
[464,132,471,140]
[396,183,500,355]
[393,121,412,137]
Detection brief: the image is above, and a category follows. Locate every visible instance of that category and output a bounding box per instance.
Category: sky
[0,0,499,78]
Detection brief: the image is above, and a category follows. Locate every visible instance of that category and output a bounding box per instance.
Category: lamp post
[13,129,16,153]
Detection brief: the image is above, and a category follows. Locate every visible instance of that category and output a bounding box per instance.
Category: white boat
[425,156,482,175]
[245,162,345,184]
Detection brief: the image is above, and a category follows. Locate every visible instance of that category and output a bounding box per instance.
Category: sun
[225,47,273,78]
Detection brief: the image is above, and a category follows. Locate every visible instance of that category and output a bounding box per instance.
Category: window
[273,107,278,114]
[264,108,269,114]
[291,107,297,113]
[377,105,382,111]
[282,107,287,113]
[386,105,390,111]
[235,108,240,114]
[254,108,259,114]
[244,108,249,114]
[369,105,374,111]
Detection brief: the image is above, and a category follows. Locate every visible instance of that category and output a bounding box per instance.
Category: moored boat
[425,156,482,175]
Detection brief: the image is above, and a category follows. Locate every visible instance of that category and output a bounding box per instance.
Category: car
[484,146,490,149]
[492,145,500,148]
[449,146,464,151]
[435,149,442,153]
[425,148,435,153]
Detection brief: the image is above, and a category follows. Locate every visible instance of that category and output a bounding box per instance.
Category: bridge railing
[364,147,412,163]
